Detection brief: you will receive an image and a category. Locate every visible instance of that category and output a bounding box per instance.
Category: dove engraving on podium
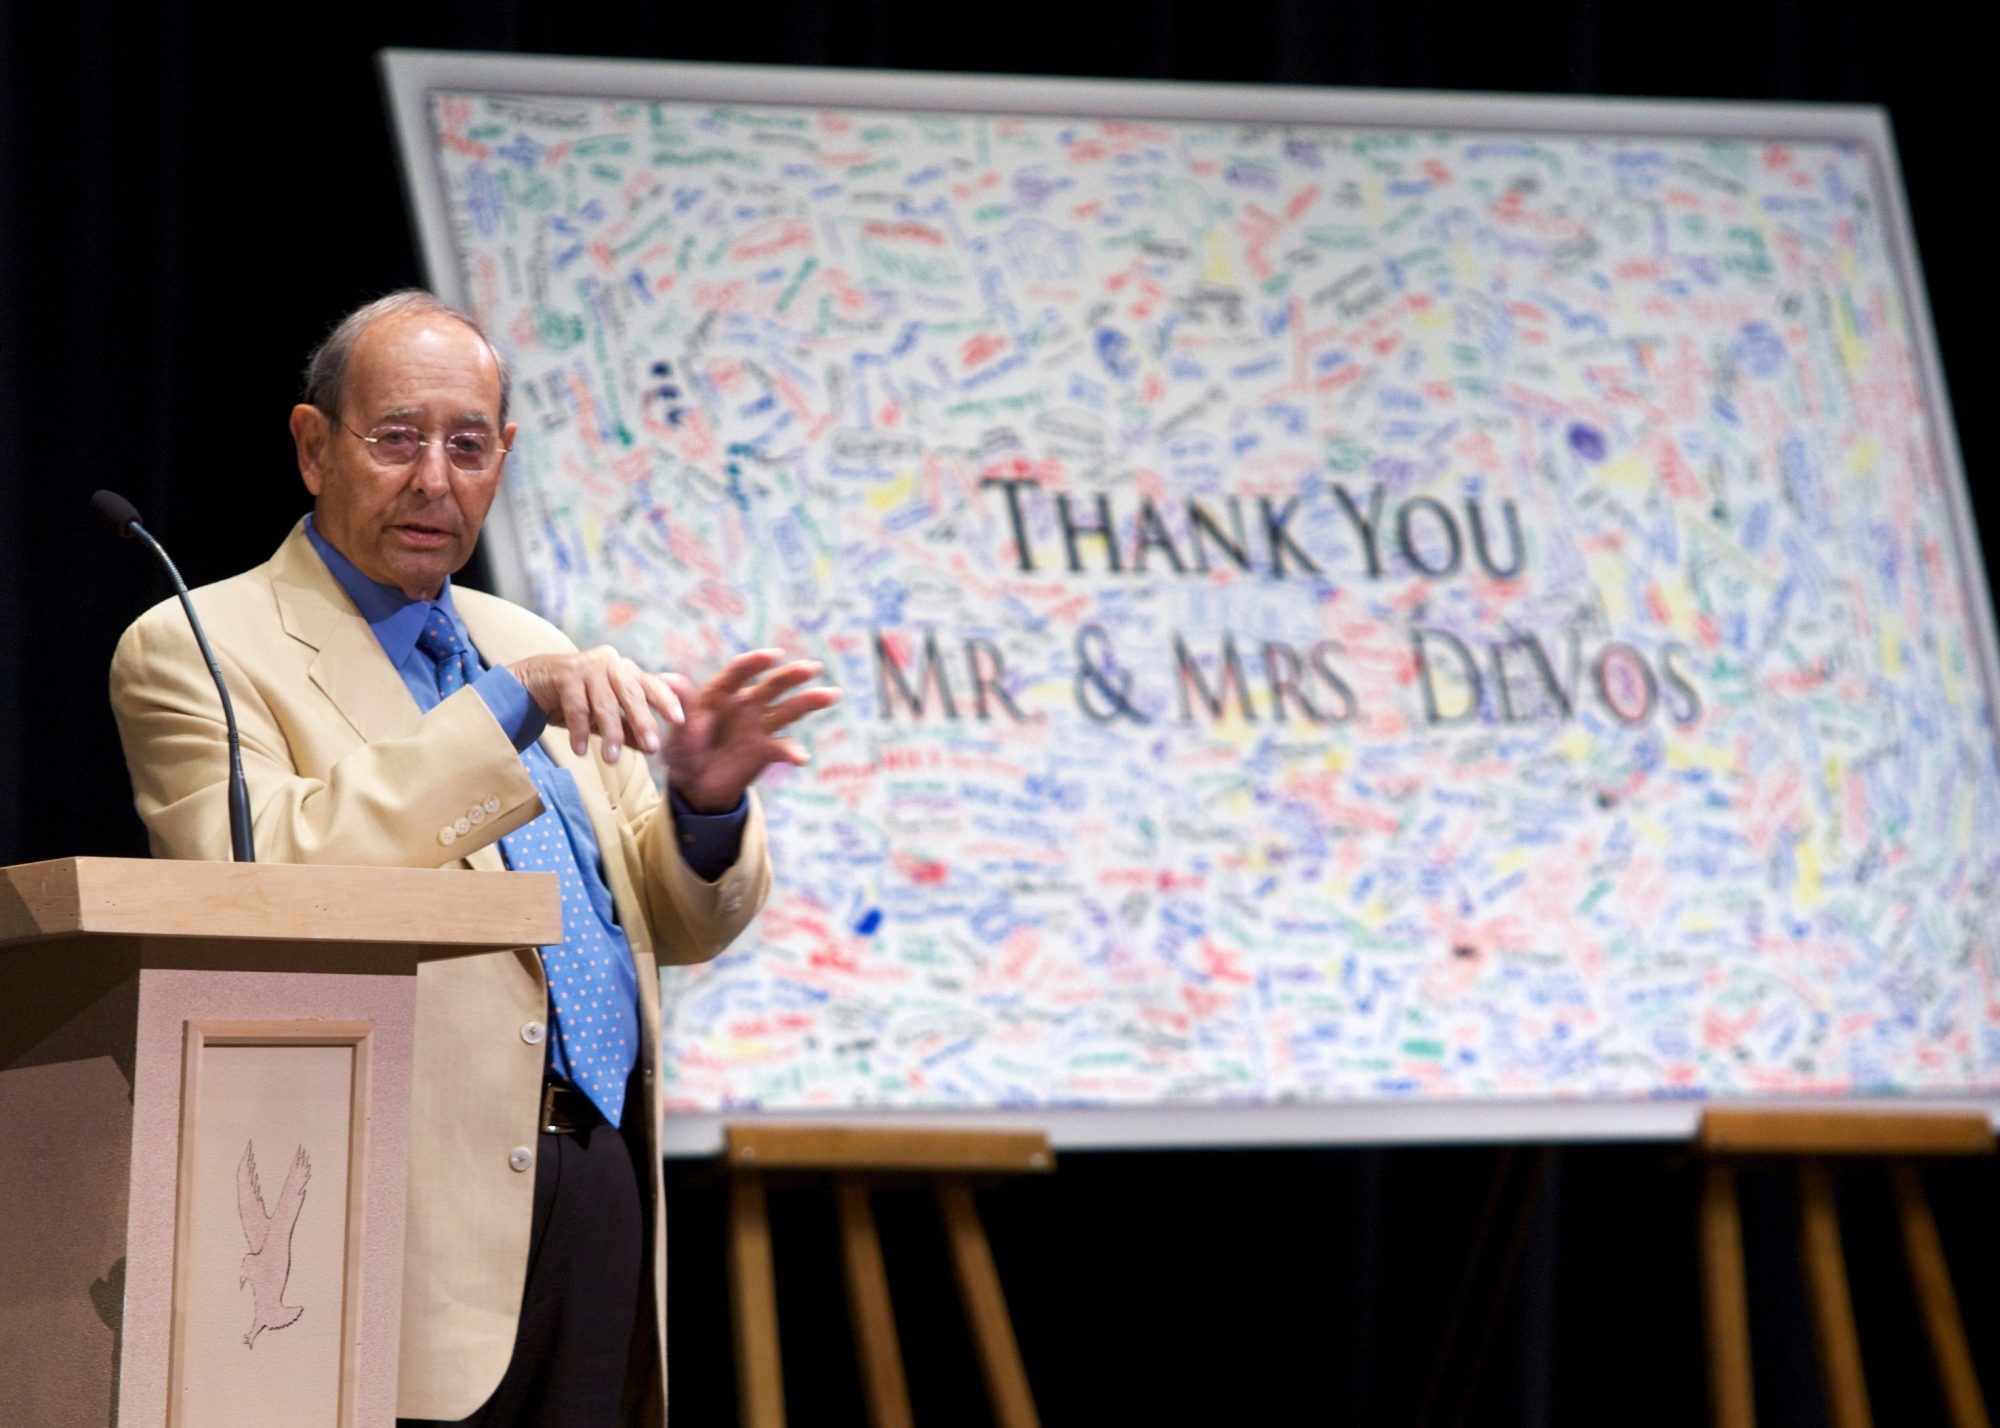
[236,1142,310,1348]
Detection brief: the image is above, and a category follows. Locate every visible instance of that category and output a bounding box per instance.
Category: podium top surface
[0,857,561,948]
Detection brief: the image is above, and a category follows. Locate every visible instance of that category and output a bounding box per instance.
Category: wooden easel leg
[937,1178,1042,1428]
[835,1178,914,1428]
[1889,1162,1993,1428]
[1701,1160,1755,1428]
[1797,1158,1872,1428]
[729,1174,786,1428]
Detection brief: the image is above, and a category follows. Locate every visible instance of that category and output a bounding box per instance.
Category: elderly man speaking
[110,290,836,1426]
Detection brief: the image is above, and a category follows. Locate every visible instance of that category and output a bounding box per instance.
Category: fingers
[615,671,658,755]
[744,661,839,738]
[518,646,839,769]
[700,657,834,729]
[706,648,785,699]
[515,648,677,762]
[557,667,594,756]
[585,659,630,760]
[640,670,685,726]
[742,658,823,704]
[759,684,842,736]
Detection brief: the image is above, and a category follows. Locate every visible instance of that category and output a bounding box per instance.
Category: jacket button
[509,1146,534,1172]
[439,826,458,846]
[521,1020,546,1045]
[454,816,472,835]
[484,795,502,814]
[469,805,488,826]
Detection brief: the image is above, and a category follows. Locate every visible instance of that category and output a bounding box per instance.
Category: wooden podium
[0,857,558,1428]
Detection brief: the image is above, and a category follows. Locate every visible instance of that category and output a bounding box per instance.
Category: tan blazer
[109,520,769,1421]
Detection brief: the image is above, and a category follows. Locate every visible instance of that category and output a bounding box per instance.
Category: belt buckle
[541,1081,576,1135]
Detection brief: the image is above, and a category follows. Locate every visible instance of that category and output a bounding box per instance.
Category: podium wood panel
[0,859,561,1428]
[0,856,559,947]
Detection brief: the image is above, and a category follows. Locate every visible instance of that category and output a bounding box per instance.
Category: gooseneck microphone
[94,490,256,863]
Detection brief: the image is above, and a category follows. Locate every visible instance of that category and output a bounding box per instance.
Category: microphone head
[92,489,143,537]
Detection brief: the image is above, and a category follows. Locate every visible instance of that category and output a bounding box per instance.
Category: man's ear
[290,403,329,497]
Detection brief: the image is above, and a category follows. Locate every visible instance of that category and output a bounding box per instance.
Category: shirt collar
[303,514,466,668]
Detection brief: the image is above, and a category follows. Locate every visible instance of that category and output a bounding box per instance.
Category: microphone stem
[128,521,257,863]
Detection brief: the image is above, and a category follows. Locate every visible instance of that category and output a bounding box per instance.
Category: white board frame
[381,48,2000,1153]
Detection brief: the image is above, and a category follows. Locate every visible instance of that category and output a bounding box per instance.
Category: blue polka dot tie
[418,606,481,696]
[416,607,638,1127]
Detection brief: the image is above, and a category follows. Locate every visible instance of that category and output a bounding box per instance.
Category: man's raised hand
[507,647,840,804]
[662,650,841,813]
[509,646,685,763]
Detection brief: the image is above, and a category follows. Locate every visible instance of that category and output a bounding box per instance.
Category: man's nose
[407,442,453,494]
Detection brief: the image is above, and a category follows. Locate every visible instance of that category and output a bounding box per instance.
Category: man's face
[290,310,518,600]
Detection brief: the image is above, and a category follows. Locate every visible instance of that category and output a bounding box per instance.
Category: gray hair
[301,289,512,424]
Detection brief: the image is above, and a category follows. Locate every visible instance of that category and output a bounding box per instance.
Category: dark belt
[540,1078,602,1135]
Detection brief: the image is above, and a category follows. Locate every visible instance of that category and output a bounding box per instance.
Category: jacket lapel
[268,522,507,873]
[308,618,427,745]
[268,522,425,747]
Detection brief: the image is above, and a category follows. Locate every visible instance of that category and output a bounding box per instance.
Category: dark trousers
[400,1088,649,1428]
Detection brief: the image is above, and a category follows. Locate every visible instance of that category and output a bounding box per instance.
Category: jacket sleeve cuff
[471,667,548,752]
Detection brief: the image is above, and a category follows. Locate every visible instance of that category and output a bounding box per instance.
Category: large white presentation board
[383,51,2000,1151]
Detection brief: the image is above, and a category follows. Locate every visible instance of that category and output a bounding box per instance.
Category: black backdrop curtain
[3,2,1994,1423]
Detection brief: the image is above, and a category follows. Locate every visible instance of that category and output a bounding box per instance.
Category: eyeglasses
[339,419,510,472]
